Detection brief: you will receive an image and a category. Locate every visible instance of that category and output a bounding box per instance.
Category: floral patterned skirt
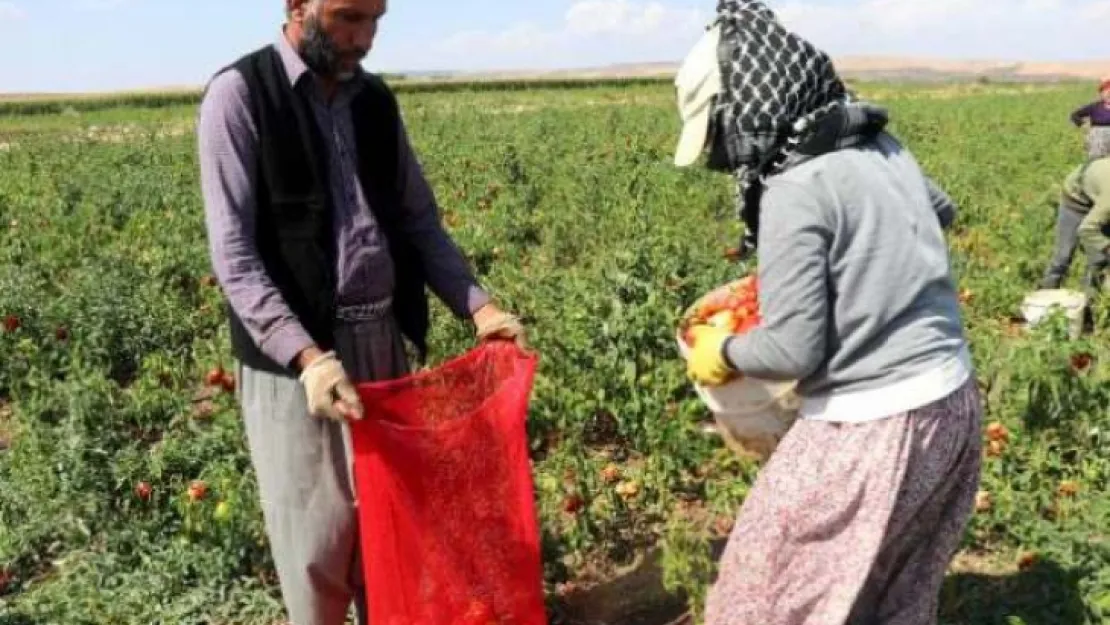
[705,378,983,625]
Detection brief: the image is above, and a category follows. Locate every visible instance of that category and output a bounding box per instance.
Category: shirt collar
[276,28,311,89]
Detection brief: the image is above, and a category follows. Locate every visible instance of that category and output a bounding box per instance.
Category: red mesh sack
[350,342,546,625]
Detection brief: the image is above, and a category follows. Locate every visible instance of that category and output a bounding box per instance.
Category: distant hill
[400,57,1110,85]
[4,56,1110,101]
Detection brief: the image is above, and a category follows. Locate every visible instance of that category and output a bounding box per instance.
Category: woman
[1070,78,1110,160]
[1070,78,1110,128]
[673,2,983,624]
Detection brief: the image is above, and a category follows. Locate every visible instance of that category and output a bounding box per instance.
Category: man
[1040,130,1110,296]
[196,1,525,623]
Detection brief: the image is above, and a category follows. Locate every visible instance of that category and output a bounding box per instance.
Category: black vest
[216,45,429,376]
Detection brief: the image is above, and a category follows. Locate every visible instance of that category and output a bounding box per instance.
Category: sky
[2,0,1110,93]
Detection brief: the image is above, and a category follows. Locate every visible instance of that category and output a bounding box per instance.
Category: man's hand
[298,350,364,422]
[686,325,739,386]
[473,303,526,348]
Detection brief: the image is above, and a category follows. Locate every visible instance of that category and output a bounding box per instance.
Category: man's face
[295,0,386,81]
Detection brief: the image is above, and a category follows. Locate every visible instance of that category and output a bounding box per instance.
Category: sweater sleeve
[1072,103,1096,127]
[724,181,831,381]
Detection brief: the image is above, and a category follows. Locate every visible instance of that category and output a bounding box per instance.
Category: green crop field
[0,79,1108,625]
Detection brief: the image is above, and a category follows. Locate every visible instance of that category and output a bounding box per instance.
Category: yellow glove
[686,325,738,386]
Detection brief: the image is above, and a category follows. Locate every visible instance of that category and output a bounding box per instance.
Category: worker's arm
[1071,103,1096,127]
[197,70,316,371]
[724,180,831,381]
[392,120,492,319]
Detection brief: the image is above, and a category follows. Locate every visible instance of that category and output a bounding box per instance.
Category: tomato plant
[0,80,1107,625]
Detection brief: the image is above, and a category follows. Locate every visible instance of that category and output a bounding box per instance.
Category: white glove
[298,351,364,422]
[474,305,527,348]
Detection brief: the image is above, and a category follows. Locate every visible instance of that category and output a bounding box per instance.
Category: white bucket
[675,331,800,460]
[1021,289,1088,339]
[675,279,801,459]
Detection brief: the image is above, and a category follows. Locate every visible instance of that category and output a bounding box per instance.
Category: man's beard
[300,13,365,81]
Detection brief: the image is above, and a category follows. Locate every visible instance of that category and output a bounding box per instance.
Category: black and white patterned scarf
[705,0,891,257]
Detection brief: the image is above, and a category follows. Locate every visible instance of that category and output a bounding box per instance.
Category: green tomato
[214,501,231,521]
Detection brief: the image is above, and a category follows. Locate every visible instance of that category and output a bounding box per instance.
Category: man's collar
[276,28,311,88]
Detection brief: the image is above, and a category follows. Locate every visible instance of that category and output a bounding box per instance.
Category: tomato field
[1,79,1109,625]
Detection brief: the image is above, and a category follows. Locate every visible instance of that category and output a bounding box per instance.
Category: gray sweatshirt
[725,132,971,422]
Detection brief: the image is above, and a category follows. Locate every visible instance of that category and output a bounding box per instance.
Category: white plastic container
[1021,289,1088,339]
[676,280,801,459]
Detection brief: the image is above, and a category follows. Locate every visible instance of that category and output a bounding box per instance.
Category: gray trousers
[1041,200,1109,291]
[238,301,408,625]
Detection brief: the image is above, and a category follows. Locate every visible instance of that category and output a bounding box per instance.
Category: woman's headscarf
[706,0,891,256]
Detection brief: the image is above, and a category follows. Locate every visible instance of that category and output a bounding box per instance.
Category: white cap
[673,23,723,167]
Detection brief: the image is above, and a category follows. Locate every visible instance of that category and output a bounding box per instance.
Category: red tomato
[187,480,207,503]
[563,494,585,514]
[205,366,225,386]
[135,481,153,501]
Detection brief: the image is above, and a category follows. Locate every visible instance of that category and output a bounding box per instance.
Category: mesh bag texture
[350,342,546,625]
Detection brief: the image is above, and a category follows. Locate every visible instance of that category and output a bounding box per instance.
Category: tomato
[985,422,1009,443]
[736,316,760,334]
[1070,352,1093,373]
[729,317,745,333]
[2,315,19,333]
[205,366,225,386]
[707,310,734,329]
[600,464,621,484]
[187,480,207,503]
[135,481,153,501]
[562,494,585,514]
[214,501,231,521]
[220,372,236,393]
[684,276,762,341]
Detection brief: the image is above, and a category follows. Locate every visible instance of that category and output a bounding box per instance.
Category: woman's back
[750,131,969,420]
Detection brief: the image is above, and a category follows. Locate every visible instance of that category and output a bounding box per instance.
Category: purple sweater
[197,32,489,367]
[1071,101,1110,127]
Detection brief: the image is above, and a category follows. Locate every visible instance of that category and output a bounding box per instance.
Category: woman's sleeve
[724,182,831,381]
[1072,103,1095,127]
